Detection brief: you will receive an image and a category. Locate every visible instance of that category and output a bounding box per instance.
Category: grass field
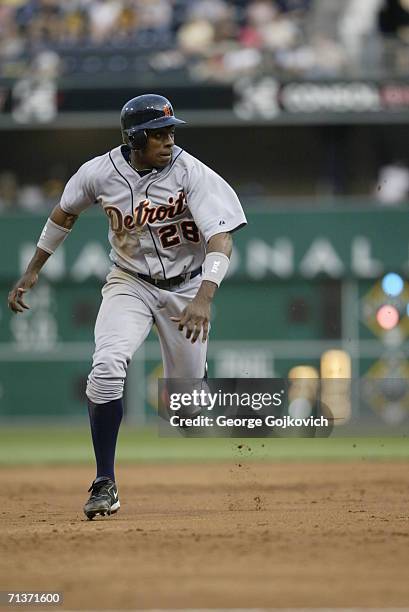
[0,426,408,464]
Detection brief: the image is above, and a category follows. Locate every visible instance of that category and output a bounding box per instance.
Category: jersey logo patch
[219,219,226,225]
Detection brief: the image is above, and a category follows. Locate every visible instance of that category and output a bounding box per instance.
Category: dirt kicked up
[1,461,409,610]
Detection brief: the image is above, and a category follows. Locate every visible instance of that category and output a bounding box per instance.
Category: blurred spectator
[187,0,232,23]
[276,35,345,77]
[375,161,409,205]
[339,0,383,70]
[42,164,66,205]
[249,2,298,52]
[18,183,48,213]
[177,18,215,55]
[307,0,344,41]
[138,0,173,30]
[379,0,409,40]
[0,164,67,215]
[88,0,123,44]
[0,3,25,77]
[12,50,59,124]
[0,171,19,213]
[0,0,408,82]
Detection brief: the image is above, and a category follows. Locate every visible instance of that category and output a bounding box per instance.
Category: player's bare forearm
[207,232,233,257]
[50,203,78,230]
[8,205,78,313]
[26,247,51,275]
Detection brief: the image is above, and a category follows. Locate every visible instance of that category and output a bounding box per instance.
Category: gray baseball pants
[86,266,208,404]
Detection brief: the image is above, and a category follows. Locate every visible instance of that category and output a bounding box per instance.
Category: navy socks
[87,398,123,482]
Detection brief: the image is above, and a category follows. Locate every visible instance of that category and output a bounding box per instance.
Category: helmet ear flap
[125,129,147,150]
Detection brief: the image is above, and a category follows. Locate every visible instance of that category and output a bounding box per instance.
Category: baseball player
[8,94,247,520]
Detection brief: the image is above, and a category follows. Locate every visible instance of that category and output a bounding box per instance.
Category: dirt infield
[1,461,409,610]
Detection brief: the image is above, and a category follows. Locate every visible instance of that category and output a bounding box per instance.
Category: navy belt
[115,263,202,290]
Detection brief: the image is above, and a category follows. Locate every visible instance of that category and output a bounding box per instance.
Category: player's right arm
[8,157,97,314]
[8,204,78,313]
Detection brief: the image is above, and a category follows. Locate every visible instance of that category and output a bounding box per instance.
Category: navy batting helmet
[120,94,186,150]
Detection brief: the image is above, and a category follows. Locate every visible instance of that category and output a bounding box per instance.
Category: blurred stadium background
[1,0,409,456]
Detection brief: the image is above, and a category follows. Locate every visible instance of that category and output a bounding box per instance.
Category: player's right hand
[7,272,39,314]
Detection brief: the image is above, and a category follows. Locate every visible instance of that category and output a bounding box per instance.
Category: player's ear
[122,126,148,150]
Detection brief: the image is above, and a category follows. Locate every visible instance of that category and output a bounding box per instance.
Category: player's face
[140,126,175,168]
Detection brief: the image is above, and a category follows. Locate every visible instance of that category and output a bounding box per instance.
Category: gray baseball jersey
[60,145,247,278]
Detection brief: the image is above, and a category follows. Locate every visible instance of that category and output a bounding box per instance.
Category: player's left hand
[171,297,210,343]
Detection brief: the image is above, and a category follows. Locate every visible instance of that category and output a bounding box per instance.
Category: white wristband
[37,218,71,254]
[202,252,230,287]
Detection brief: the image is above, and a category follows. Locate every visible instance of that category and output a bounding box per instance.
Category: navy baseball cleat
[83,478,120,520]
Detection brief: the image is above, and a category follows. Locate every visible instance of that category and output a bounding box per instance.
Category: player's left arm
[171,231,232,344]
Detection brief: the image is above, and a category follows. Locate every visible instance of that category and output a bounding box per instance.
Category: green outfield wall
[1,207,409,281]
[1,206,408,424]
